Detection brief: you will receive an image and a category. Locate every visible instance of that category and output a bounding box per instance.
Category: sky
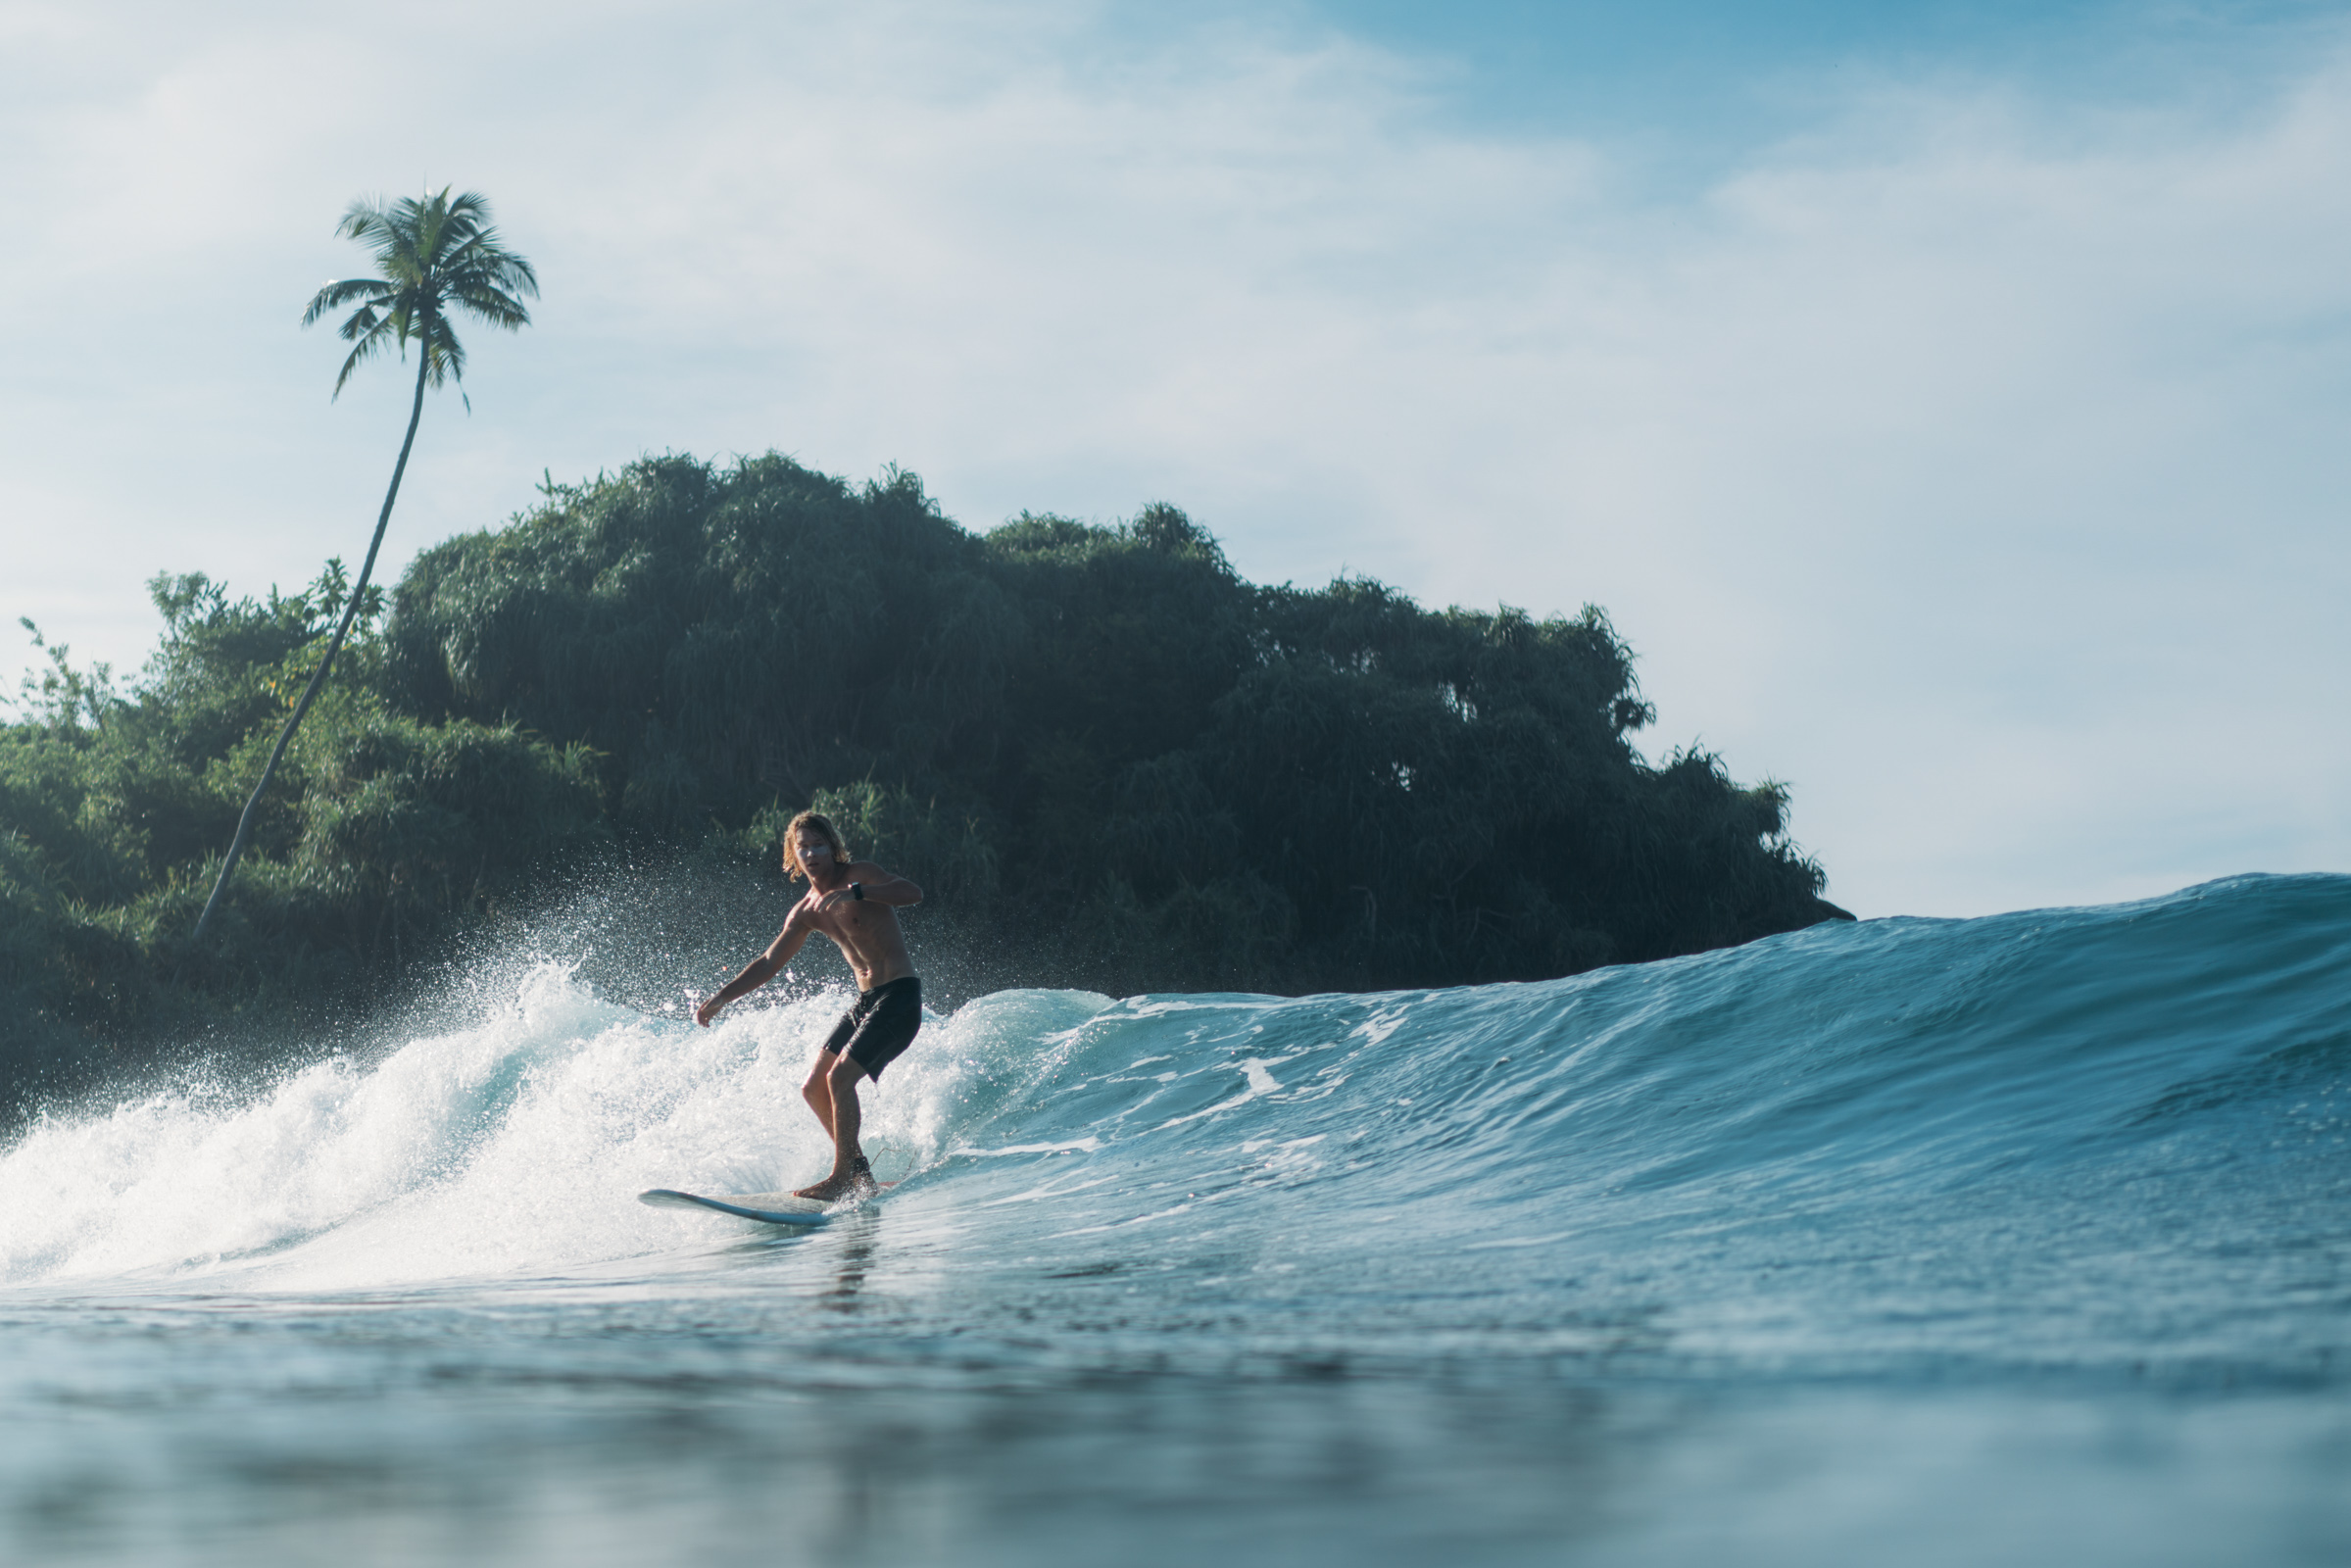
[3,0,2348,920]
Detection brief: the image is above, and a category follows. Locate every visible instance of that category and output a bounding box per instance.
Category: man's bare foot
[794,1157,876,1202]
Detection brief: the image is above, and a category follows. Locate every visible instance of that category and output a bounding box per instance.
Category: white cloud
[4,0,2347,917]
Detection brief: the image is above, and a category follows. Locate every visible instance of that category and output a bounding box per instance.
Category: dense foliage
[2,451,1843,1100]
[385,453,1843,989]
[0,564,605,1095]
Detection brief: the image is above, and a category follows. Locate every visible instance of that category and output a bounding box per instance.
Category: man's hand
[694,995,724,1027]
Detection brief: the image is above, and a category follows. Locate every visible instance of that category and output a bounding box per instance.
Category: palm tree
[193,188,538,941]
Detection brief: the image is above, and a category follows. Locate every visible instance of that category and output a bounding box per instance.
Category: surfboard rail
[638,1189,831,1226]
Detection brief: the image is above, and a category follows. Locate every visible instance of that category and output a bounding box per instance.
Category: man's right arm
[695,919,812,1026]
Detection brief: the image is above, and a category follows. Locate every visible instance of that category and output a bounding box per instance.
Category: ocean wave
[4,874,2346,1363]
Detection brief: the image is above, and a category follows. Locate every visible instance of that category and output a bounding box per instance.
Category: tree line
[1,450,1847,1105]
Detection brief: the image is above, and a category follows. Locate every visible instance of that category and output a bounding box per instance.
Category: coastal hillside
[1,452,1844,1090]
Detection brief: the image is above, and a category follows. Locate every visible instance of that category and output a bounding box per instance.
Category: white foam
[953,1138,1104,1156]
[1154,1056,1283,1130]
[0,969,1114,1293]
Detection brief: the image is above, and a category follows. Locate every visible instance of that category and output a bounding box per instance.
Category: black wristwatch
[851,882,864,901]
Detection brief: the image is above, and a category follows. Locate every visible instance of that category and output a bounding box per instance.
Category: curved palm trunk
[192,339,434,944]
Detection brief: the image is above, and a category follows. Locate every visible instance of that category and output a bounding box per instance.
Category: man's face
[794,834,836,877]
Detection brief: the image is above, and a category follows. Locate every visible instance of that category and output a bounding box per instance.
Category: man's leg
[801,1000,867,1152]
[800,1052,839,1141]
[794,1053,874,1200]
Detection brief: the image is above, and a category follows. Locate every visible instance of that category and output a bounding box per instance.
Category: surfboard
[638,1189,832,1226]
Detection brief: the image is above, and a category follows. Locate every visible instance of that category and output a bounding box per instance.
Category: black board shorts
[822,975,923,1078]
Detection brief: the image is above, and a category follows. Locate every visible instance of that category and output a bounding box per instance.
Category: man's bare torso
[784,859,915,991]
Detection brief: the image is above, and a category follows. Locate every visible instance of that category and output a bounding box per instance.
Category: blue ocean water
[2,873,2347,1565]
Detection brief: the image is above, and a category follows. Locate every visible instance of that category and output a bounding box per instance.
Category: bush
[385,453,1845,993]
[0,565,608,1107]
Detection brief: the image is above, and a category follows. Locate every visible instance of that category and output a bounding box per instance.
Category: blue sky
[1298,1,2339,133]
[3,0,2348,920]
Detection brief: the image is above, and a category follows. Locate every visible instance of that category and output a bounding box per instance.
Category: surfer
[694,811,924,1201]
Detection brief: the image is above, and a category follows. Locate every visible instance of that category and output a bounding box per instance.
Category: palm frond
[333,303,382,344]
[333,196,390,244]
[446,280,533,331]
[302,277,393,327]
[331,316,403,399]
[419,313,467,390]
[443,224,539,296]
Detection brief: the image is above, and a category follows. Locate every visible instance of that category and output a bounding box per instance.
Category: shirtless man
[694,810,924,1200]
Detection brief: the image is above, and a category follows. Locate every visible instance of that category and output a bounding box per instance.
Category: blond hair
[781,810,850,882]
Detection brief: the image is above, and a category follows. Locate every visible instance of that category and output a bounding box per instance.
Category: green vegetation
[2,451,1845,1104]
[1,565,605,1102]
[198,188,537,940]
